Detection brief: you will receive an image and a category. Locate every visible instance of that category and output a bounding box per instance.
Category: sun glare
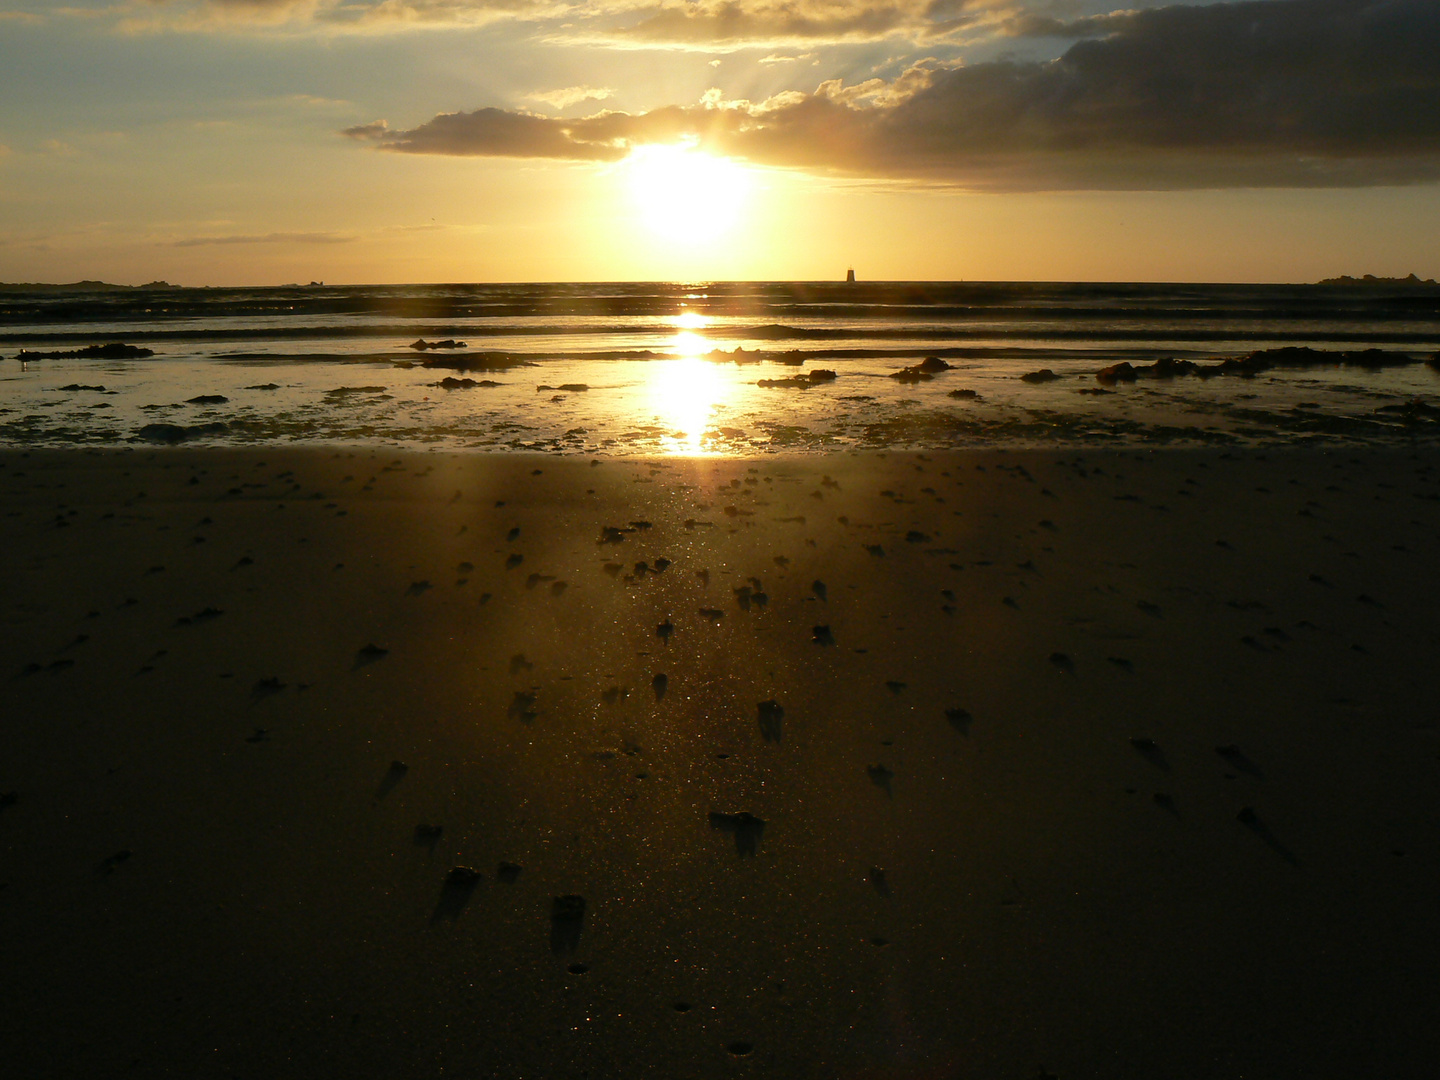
[627,144,752,243]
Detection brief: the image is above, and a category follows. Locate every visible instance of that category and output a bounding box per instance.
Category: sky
[1,0,1438,284]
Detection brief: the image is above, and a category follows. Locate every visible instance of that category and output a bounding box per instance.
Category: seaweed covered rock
[18,343,155,360]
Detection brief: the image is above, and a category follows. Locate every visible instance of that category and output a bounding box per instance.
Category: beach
[4,444,1440,1077]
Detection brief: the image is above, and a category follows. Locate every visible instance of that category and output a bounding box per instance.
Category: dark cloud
[996,10,1138,39]
[343,113,631,159]
[345,0,1440,190]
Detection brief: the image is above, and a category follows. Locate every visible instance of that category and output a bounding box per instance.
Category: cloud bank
[343,0,1440,190]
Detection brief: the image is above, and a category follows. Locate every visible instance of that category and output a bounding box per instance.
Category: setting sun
[626,144,753,243]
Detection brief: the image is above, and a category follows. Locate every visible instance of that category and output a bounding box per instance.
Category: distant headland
[1318,273,1439,287]
[0,280,174,292]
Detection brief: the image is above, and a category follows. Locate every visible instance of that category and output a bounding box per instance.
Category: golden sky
[1,0,1439,284]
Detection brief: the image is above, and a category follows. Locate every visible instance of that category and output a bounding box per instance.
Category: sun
[626,143,752,243]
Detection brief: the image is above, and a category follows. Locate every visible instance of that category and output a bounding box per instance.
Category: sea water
[2,280,1438,452]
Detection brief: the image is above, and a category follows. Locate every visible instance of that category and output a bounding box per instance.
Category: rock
[709,811,766,856]
[550,895,586,954]
[867,764,895,794]
[433,377,499,389]
[758,370,837,389]
[508,691,538,722]
[419,352,535,371]
[1020,369,1062,383]
[185,395,229,405]
[1377,398,1440,421]
[432,866,483,922]
[136,422,228,444]
[445,865,479,886]
[890,356,952,382]
[1145,357,1201,378]
[945,707,972,734]
[1099,347,1423,382]
[409,338,467,351]
[757,699,784,742]
[948,388,980,399]
[18,343,154,360]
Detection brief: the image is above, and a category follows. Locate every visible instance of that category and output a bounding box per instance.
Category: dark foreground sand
[3,446,1439,1079]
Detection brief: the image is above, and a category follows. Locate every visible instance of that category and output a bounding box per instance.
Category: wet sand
[2,446,1439,1078]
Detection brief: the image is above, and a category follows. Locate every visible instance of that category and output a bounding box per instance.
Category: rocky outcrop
[1097,347,1418,384]
[18,343,155,360]
[758,370,837,388]
[891,357,952,382]
[408,338,467,351]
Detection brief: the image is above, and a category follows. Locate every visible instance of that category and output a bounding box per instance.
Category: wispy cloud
[112,0,575,33]
[526,85,615,110]
[171,230,357,246]
[344,0,1440,190]
[282,93,353,108]
[575,0,978,51]
[71,0,1008,43]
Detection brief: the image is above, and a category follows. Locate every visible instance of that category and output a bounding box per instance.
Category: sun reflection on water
[670,329,710,358]
[648,356,728,455]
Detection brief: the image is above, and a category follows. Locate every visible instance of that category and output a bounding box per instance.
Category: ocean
[3,280,1438,452]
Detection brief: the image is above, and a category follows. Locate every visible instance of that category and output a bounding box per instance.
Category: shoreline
[4,445,1440,1077]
